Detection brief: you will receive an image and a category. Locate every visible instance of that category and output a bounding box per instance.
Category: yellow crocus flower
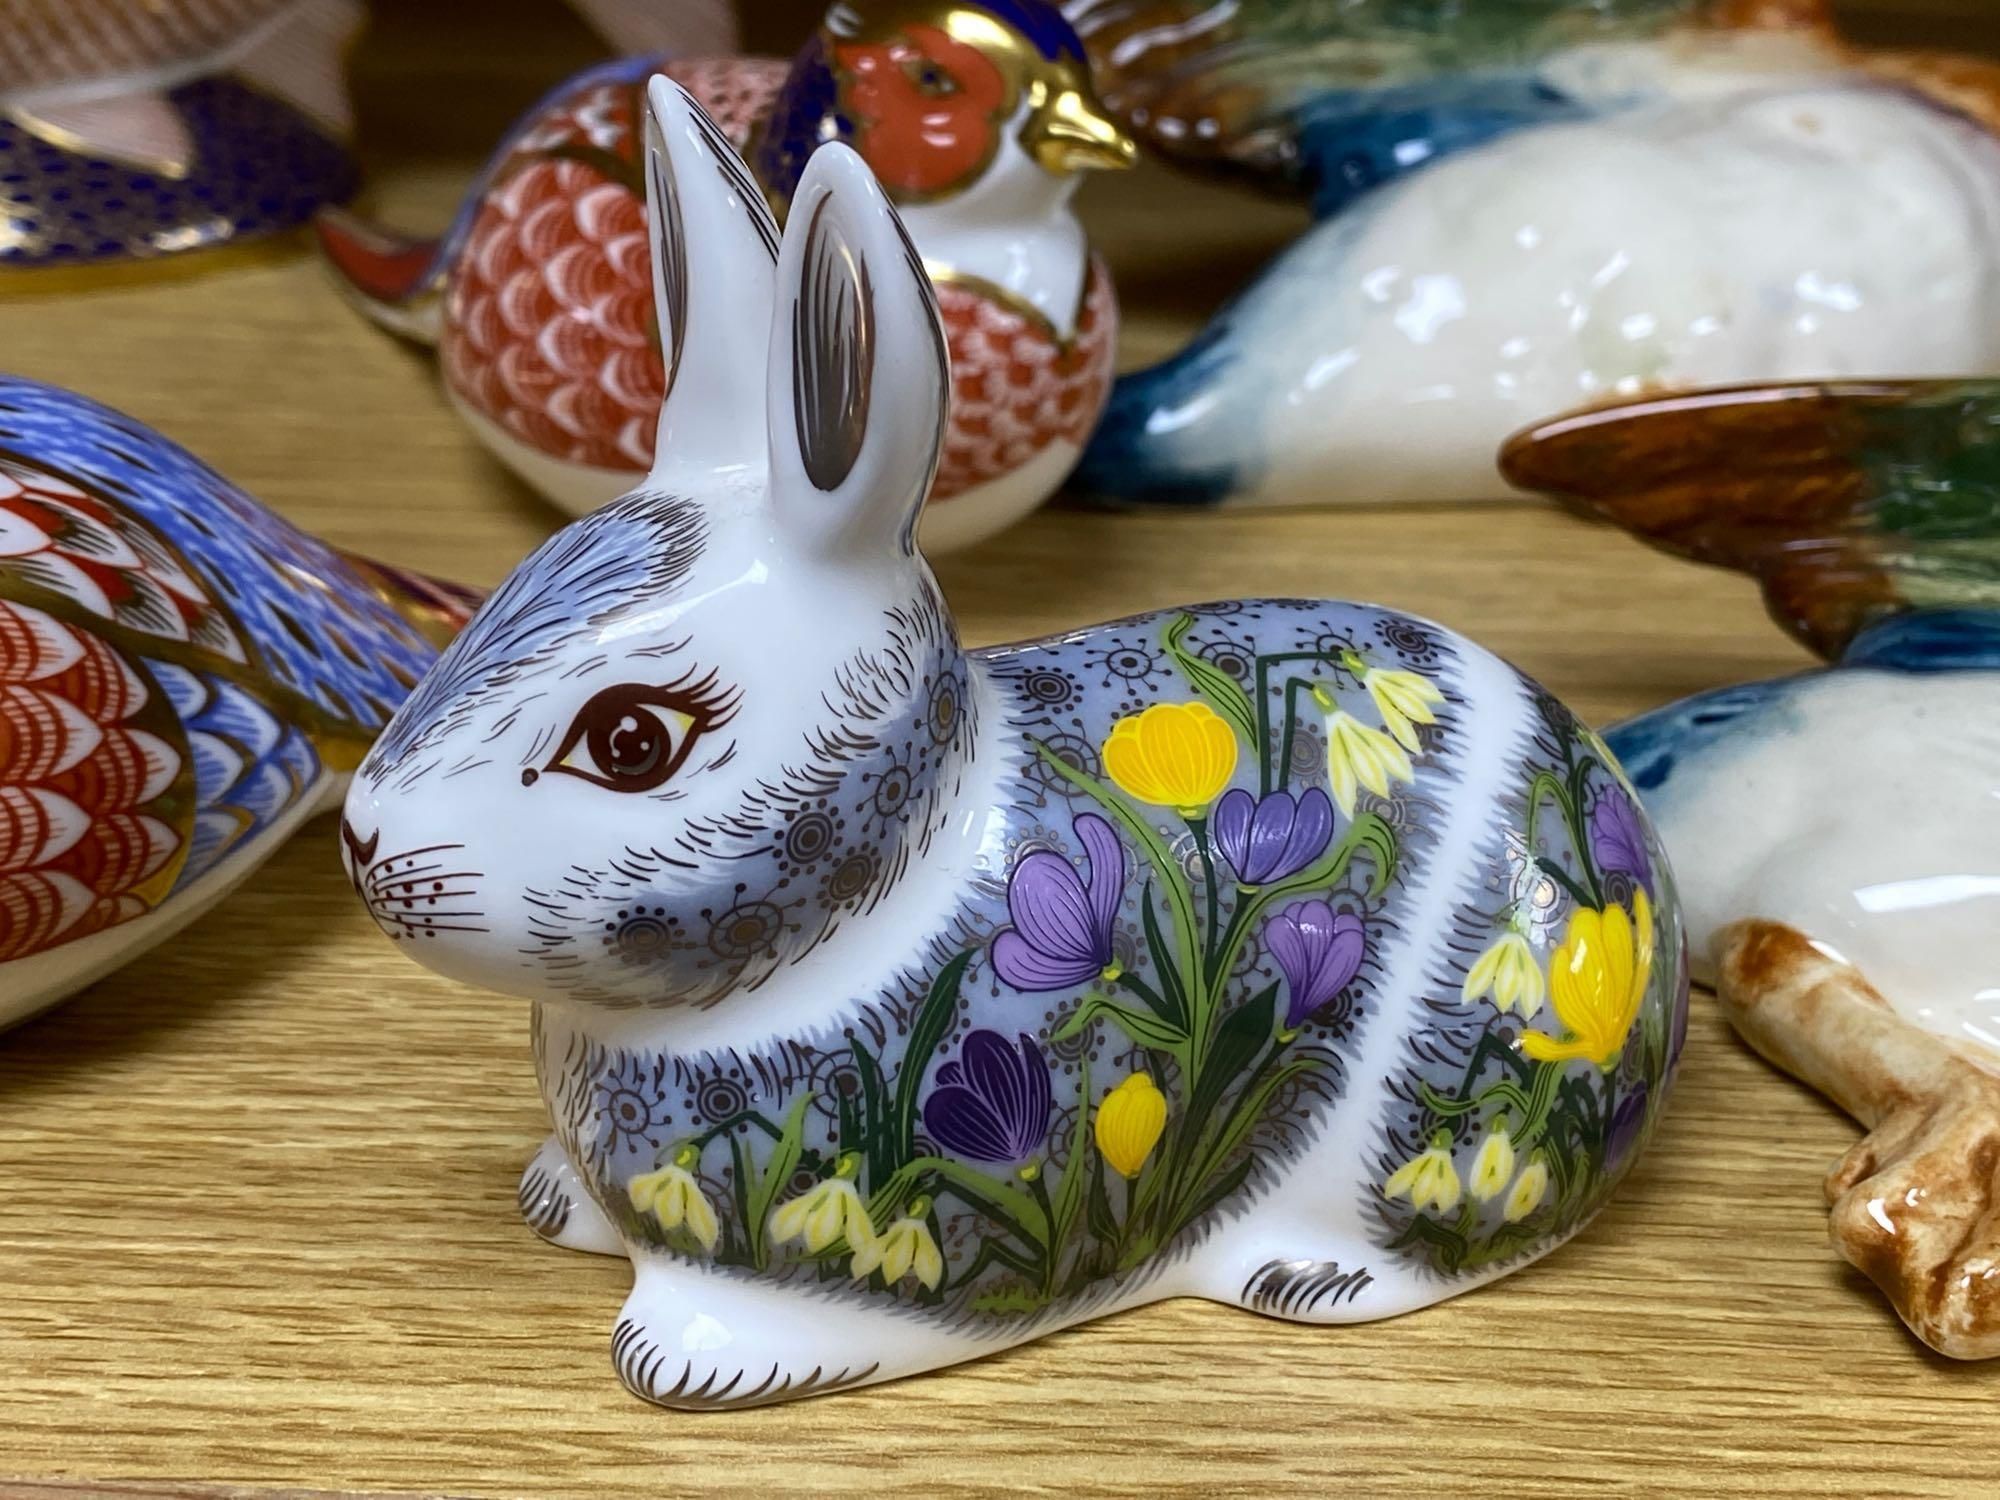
[1103,701,1239,817]
[1469,1127,1515,1203]
[849,1197,944,1290]
[1522,889,1655,1067]
[1363,666,1445,753]
[1383,1132,1461,1214]
[1322,710,1414,817]
[1504,1158,1550,1223]
[1463,928,1544,1019]
[1095,1072,1168,1179]
[770,1155,877,1256]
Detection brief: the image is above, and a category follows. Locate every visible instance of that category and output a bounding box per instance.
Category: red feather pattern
[931,257,1117,502]
[437,57,1115,501]
[0,597,185,963]
[0,458,245,661]
[441,58,784,472]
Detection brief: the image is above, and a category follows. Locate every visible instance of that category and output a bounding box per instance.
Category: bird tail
[1500,379,2000,661]
[313,210,451,344]
[314,52,666,346]
[1067,323,1248,508]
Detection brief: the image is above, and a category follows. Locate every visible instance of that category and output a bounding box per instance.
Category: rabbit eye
[547,683,712,793]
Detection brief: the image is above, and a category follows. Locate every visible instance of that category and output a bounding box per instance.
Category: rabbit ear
[642,76,781,489]
[766,141,949,559]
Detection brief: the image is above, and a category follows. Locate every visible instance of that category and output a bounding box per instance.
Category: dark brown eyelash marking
[544,672,740,794]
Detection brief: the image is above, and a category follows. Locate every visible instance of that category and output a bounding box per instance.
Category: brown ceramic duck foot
[1715,920,2000,1359]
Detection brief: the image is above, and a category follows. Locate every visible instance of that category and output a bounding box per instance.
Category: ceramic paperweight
[342,78,1689,1409]
[316,0,1133,551]
[1506,380,2000,1357]
[1062,2,2000,510]
[0,0,364,280]
[0,379,476,1029]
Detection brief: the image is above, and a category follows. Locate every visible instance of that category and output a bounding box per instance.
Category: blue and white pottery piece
[0,0,361,279]
[341,79,1689,1408]
[1066,16,2000,509]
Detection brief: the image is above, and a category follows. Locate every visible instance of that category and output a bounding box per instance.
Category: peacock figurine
[1504,379,2000,1362]
[0,377,477,1029]
[1061,0,2000,511]
[316,0,1135,551]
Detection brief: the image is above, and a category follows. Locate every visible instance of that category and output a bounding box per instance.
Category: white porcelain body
[1075,36,2000,508]
[1610,666,2000,1055]
[342,80,1688,1408]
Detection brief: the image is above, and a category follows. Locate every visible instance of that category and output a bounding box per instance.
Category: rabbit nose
[340,816,379,884]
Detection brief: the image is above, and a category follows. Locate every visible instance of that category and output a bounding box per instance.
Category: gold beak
[1024,86,1138,175]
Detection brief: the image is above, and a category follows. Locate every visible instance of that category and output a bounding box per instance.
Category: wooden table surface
[4,2,1997,1495]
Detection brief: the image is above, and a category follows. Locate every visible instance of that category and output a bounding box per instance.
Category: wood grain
[2,2,1995,1494]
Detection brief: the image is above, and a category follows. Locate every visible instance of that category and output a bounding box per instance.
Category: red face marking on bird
[833,25,1011,200]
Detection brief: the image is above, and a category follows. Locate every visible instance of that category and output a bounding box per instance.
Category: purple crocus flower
[1589,786,1654,894]
[1264,899,1367,1031]
[923,1030,1053,1164]
[1606,1080,1650,1171]
[991,813,1125,992]
[1213,786,1336,886]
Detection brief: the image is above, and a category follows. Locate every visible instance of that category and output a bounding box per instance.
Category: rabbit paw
[518,1136,621,1256]
[609,1253,917,1409]
[1235,1256,1380,1321]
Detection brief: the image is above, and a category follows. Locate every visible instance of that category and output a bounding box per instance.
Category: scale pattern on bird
[433,46,1116,501]
[439,57,788,472]
[0,378,440,964]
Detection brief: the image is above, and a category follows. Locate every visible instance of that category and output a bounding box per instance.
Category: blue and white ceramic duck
[1065,5,2000,509]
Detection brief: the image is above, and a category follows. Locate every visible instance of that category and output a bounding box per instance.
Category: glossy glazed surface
[1504,379,2000,658]
[1064,0,1768,194]
[1612,660,2000,1049]
[0,379,472,1027]
[343,78,1686,1408]
[1072,35,2000,509]
[1558,374,2000,1355]
[1540,380,2000,1054]
[315,1,1132,551]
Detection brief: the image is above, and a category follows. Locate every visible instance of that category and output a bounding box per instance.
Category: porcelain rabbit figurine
[342,79,1688,1408]
[0,379,476,1028]
[0,0,363,279]
[1067,7,2000,510]
[1506,381,2000,1358]
[315,0,1133,551]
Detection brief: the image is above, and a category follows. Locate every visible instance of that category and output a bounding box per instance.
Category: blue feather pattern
[0,378,439,730]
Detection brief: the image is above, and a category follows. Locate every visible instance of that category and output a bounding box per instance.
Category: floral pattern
[1374,693,1681,1275]
[534,601,1683,1317]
